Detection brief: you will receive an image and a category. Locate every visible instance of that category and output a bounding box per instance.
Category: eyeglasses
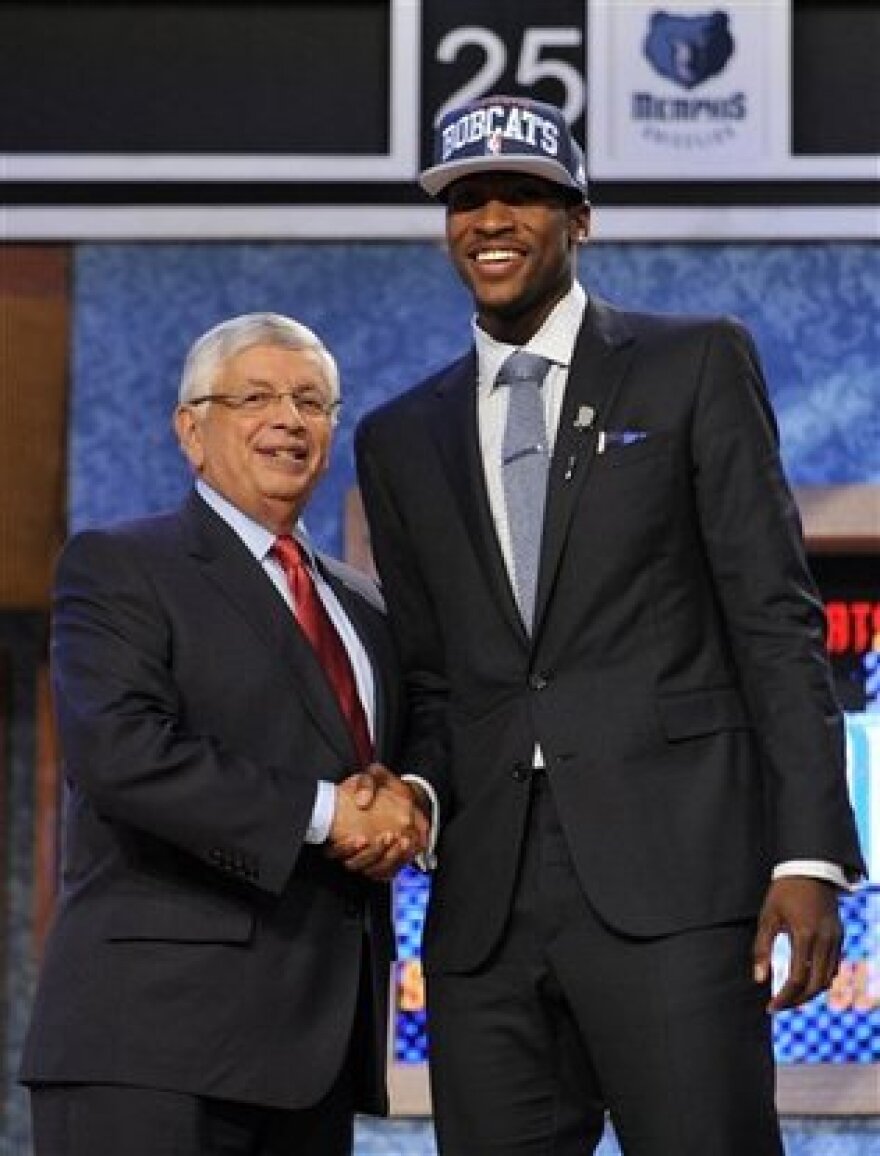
[186,388,339,420]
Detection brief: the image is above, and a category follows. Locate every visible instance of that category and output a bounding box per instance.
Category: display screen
[0,3,390,155]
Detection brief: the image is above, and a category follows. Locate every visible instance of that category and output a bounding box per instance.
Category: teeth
[475,250,518,263]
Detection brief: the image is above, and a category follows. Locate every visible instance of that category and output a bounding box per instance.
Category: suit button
[511,762,530,782]
[529,673,550,691]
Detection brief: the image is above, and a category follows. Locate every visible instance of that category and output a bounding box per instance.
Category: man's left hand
[752,877,843,1012]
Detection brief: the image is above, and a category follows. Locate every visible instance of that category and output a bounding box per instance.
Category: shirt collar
[474,281,587,396]
[195,479,314,566]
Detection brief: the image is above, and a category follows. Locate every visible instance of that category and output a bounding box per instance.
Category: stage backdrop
[67,239,879,1113]
[69,240,877,540]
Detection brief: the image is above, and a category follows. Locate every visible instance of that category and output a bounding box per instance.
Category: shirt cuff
[402,773,439,871]
[305,780,336,844]
[772,859,855,891]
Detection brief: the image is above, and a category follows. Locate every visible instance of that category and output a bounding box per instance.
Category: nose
[472,197,516,233]
[271,393,308,426]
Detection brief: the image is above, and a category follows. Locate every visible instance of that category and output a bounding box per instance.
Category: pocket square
[597,429,649,454]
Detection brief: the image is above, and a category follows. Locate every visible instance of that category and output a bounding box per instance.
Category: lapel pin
[573,405,595,431]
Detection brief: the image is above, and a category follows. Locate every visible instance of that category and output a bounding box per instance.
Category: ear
[569,203,591,245]
[173,404,205,473]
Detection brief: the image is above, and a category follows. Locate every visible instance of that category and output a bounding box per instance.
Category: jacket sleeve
[690,319,864,875]
[51,528,317,894]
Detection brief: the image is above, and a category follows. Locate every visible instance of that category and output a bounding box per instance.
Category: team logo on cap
[420,95,587,201]
[440,103,560,164]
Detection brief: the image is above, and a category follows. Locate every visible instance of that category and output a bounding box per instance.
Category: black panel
[0,3,389,154]
[792,3,880,155]
[0,1,875,207]
[811,555,880,713]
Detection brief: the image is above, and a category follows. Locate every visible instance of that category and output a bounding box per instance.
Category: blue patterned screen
[70,241,879,541]
[391,715,880,1067]
[388,592,880,1064]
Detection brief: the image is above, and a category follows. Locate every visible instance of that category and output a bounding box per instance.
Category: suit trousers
[426,774,783,1156]
[30,1059,355,1156]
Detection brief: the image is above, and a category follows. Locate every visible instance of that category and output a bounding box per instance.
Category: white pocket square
[597,429,649,454]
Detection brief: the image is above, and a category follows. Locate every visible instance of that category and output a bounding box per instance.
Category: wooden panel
[794,485,880,553]
[33,661,60,955]
[0,646,9,1092]
[0,246,70,608]
[777,1063,880,1115]
[388,1062,880,1119]
[344,486,377,578]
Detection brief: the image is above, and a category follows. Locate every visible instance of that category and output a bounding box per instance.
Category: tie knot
[495,350,552,389]
[272,534,307,574]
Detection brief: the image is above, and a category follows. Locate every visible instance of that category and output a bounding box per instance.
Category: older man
[21,313,425,1155]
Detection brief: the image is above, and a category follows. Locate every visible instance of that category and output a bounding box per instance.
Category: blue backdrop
[71,241,879,549]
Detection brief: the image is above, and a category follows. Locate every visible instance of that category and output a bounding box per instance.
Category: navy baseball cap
[420,94,589,203]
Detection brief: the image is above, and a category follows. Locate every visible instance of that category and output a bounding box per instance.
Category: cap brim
[420,154,587,201]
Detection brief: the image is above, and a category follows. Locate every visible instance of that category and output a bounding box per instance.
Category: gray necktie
[497,350,552,633]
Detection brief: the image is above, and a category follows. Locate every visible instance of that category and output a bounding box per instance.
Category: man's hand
[752,877,843,1012]
[326,765,430,882]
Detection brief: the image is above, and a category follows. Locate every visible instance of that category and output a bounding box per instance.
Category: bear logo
[644,10,734,90]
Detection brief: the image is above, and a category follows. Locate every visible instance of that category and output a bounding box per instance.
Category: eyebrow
[240,375,326,392]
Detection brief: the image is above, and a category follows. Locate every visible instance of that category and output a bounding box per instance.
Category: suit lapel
[533,299,635,636]
[180,493,356,765]
[429,352,524,637]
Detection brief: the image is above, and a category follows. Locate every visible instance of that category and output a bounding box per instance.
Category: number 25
[435,26,584,125]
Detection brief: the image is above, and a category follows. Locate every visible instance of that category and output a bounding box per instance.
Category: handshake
[326,765,431,881]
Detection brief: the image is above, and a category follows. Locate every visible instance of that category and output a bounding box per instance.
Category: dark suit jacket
[355,296,864,975]
[20,491,400,1113]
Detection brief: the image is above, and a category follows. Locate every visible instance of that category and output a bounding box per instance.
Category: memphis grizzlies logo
[644,10,734,90]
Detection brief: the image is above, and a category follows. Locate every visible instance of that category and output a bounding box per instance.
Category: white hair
[178,312,340,408]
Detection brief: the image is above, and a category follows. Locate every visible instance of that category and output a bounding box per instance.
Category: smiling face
[173,343,334,534]
[445,172,590,345]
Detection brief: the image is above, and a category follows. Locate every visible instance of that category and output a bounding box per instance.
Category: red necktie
[272,535,374,768]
